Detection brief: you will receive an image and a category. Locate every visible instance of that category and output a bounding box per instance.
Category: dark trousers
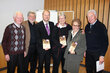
[24,45,37,73]
[7,53,24,73]
[52,49,67,73]
[86,51,103,73]
[38,50,51,73]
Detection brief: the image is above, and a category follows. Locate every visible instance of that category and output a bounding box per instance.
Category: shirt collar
[43,20,49,25]
[57,23,67,28]
[90,19,97,25]
[14,22,21,28]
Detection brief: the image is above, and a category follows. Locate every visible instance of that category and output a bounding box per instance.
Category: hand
[81,30,85,34]
[5,54,10,61]
[45,48,50,51]
[61,45,66,48]
[84,52,86,57]
[70,51,75,54]
[99,56,104,64]
[24,51,27,57]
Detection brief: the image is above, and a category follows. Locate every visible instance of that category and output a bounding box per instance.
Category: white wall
[0,0,44,43]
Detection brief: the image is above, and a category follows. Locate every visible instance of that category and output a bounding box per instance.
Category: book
[59,35,66,46]
[68,42,77,53]
[96,61,104,72]
[42,39,51,50]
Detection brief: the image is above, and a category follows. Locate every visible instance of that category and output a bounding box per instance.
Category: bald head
[13,12,24,25]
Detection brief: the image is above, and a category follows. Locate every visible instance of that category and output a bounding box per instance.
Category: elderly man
[85,10,108,73]
[22,11,37,73]
[2,12,25,73]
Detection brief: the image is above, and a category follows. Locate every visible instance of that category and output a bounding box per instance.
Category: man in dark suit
[85,9,108,73]
[35,10,54,73]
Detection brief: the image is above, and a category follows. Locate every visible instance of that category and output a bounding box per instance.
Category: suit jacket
[35,21,54,54]
[22,20,37,55]
[64,30,87,72]
[85,19,108,56]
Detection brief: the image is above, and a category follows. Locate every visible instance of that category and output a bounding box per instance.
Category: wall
[0,0,44,43]
[44,0,110,71]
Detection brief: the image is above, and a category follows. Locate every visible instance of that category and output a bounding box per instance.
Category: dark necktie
[90,24,93,29]
[46,24,50,35]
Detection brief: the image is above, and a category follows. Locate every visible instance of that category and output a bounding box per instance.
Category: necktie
[46,24,50,35]
[90,24,93,29]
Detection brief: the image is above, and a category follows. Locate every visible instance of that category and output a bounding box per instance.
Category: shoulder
[49,21,54,25]
[96,20,107,30]
[67,24,72,29]
[22,20,28,25]
[37,21,43,25]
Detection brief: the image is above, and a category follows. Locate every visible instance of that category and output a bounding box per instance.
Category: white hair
[87,9,97,17]
[58,12,66,19]
[13,11,23,18]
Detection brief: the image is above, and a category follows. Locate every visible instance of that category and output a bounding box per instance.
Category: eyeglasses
[73,25,80,27]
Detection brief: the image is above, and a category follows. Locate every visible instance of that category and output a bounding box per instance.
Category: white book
[96,61,104,72]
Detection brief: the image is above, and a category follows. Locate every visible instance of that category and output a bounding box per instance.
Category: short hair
[87,9,97,17]
[13,11,23,18]
[42,10,50,15]
[58,12,66,19]
[27,11,36,17]
[72,19,81,26]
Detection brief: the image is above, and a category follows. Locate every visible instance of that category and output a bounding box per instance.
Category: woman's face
[59,15,66,25]
[72,21,80,32]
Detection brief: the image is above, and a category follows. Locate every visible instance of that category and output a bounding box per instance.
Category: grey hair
[27,11,36,17]
[87,9,97,17]
[58,12,66,19]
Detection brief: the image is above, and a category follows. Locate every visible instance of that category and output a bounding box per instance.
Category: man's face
[28,13,36,23]
[43,11,50,22]
[87,12,97,24]
[14,13,24,25]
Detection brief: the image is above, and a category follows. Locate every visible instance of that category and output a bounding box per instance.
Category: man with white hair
[2,12,25,73]
[85,9,108,73]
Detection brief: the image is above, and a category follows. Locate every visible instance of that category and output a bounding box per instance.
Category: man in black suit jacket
[85,9,108,73]
[35,10,54,73]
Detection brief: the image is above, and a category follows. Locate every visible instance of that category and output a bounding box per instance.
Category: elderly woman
[64,19,87,73]
[52,12,72,73]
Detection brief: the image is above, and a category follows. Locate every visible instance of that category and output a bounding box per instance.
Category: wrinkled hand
[99,56,104,64]
[45,48,50,51]
[5,54,10,61]
[84,52,86,57]
[70,51,75,54]
[24,51,27,57]
[81,30,85,34]
[61,45,66,48]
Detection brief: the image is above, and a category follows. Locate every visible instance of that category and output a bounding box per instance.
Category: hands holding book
[43,39,51,50]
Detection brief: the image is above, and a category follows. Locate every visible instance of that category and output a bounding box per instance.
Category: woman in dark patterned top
[52,12,72,73]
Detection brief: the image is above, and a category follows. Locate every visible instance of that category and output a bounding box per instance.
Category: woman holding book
[52,12,72,73]
[64,19,87,73]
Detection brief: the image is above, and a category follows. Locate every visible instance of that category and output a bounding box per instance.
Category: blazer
[35,21,54,54]
[64,30,87,72]
[22,20,37,55]
[85,19,108,56]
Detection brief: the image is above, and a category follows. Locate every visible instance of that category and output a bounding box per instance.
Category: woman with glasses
[64,19,87,73]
